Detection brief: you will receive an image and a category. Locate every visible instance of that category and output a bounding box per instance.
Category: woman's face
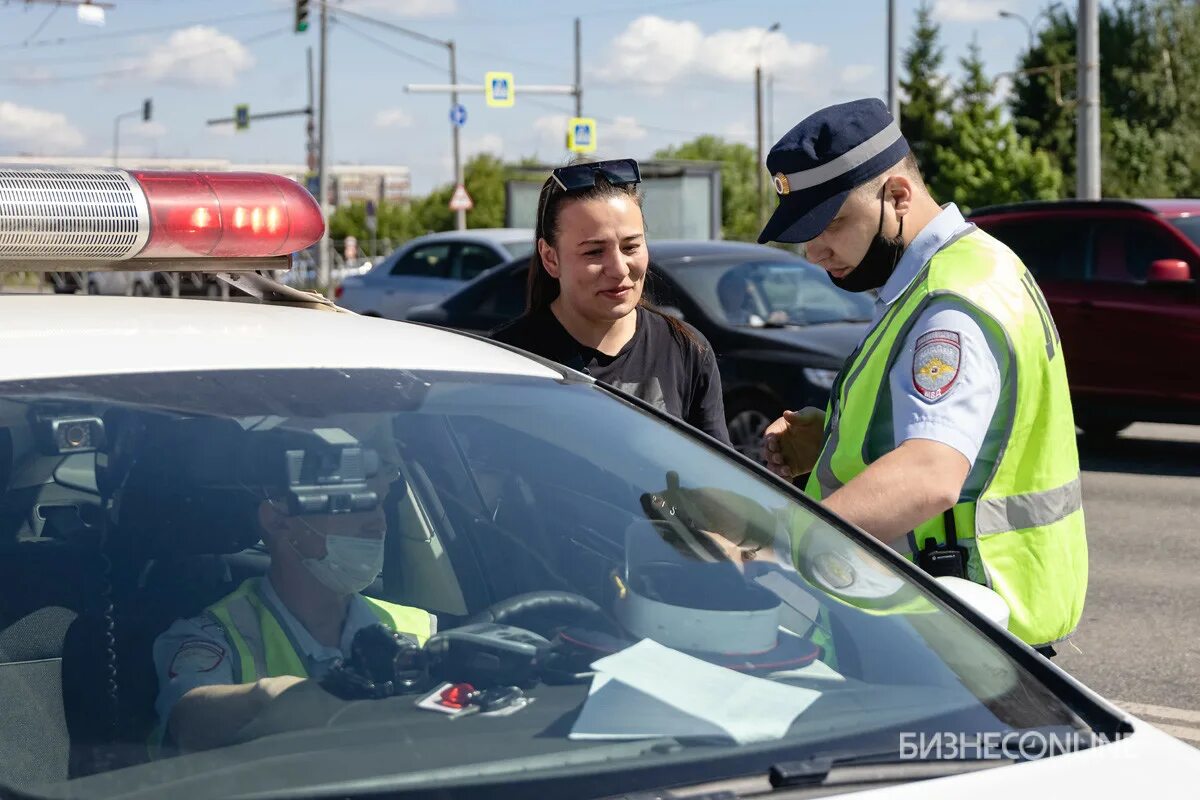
[540,193,648,323]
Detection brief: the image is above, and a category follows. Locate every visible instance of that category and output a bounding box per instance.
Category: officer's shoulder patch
[912,329,961,402]
[169,640,225,679]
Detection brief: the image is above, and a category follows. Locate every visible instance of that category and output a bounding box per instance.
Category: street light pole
[449,40,465,231]
[887,0,899,120]
[998,9,1035,51]
[755,22,780,230]
[317,0,331,292]
[1077,0,1101,199]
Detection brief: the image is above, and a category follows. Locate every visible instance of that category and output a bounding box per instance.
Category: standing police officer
[758,99,1087,655]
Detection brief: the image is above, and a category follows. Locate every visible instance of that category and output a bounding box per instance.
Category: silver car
[337,228,533,318]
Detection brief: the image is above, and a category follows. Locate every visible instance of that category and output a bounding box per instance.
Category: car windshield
[502,240,536,260]
[1168,216,1200,250]
[669,259,876,326]
[0,368,1096,799]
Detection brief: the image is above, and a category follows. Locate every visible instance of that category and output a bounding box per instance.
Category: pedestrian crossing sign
[485,72,514,107]
[568,117,597,153]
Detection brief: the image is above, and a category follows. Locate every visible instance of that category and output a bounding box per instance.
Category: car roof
[969,198,1200,218]
[648,240,801,264]
[407,228,533,246]
[0,297,561,382]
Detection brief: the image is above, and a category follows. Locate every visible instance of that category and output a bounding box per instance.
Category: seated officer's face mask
[831,194,905,293]
[288,514,386,596]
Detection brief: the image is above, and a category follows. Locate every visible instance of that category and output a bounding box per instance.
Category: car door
[451,266,528,334]
[452,243,505,284]
[378,241,459,319]
[1083,216,1200,409]
[977,214,1095,393]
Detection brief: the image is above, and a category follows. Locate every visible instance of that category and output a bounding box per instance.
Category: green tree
[654,135,762,241]
[1010,0,1200,197]
[899,2,952,189]
[934,40,1063,212]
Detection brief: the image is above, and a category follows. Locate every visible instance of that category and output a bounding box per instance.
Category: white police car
[0,165,1195,800]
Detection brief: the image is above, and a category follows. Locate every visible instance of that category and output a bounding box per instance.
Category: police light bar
[0,165,324,271]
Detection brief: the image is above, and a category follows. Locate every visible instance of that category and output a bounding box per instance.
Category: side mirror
[934,576,1010,630]
[405,304,447,324]
[657,305,685,321]
[1147,259,1192,283]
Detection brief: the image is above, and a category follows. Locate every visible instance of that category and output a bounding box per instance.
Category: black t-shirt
[492,306,730,445]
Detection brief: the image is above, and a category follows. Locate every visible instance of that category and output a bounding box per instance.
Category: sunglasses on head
[550,158,642,192]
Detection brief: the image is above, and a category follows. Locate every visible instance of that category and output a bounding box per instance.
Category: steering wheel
[463,590,612,638]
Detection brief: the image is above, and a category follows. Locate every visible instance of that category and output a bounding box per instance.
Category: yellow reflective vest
[205,577,433,682]
[804,227,1088,647]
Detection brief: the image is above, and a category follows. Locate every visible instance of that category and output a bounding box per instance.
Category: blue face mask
[289,515,385,596]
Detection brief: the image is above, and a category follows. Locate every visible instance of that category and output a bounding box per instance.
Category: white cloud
[129,121,168,139]
[207,122,236,138]
[5,65,56,84]
[840,64,875,85]
[141,26,254,88]
[465,132,504,156]
[0,102,85,153]
[601,16,826,88]
[344,0,457,17]
[605,116,647,144]
[723,121,754,144]
[932,0,1008,23]
[374,108,414,129]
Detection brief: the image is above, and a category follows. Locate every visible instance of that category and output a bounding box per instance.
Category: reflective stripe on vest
[206,578,434,683]
[803,228,1087,647]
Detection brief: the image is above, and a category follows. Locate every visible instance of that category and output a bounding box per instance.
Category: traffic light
[142,98,152,122]
[294,0,309,33]
[235,104,250,131]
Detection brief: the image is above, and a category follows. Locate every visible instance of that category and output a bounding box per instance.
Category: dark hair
[524,172,703,350]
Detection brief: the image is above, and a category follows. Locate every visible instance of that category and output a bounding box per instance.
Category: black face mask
[830,197,905,293]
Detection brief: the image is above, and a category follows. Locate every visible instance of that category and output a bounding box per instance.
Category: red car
[969,200,1200,437]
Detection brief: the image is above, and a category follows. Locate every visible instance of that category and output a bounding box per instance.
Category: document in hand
[568,639,821,745]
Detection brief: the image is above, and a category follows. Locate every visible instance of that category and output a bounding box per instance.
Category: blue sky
[0,0,1053,194]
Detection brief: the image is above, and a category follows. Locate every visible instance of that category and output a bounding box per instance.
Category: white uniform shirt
[152,576,432,730]
[863,204,1011,499]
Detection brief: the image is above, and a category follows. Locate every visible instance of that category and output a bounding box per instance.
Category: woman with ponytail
[492,159,730,445]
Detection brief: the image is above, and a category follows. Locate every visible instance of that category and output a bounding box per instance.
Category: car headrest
[110,416,266,559]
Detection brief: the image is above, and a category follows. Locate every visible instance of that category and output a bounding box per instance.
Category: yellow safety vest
[804,227,1088,647]
[205,577,433,682]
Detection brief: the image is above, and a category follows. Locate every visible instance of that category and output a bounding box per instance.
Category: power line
[0,26,290,84]
[332,17,447,75]
[523,95,714,139]
[0,8,280,51]
[20,4,59,45]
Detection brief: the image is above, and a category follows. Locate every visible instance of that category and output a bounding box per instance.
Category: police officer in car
[152,429,435,753]
[757,99,1087,655]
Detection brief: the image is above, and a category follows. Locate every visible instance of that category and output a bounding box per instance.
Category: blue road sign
[449,103,468,127]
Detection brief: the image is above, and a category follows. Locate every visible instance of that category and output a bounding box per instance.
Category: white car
[336,228,534,319]
[0,164,1195,799]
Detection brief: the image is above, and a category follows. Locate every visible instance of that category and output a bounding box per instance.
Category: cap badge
[772,172,792,196]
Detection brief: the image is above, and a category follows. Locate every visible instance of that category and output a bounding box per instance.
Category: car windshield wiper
[765,750,1008,790]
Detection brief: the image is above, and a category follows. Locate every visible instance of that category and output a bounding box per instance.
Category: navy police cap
[758,98,910,244]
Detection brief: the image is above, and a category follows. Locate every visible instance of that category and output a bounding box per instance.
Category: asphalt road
[1051,423,1200,746]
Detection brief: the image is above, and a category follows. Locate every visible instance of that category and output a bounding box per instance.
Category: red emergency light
[131,170,324,258]
[0,165,324,263]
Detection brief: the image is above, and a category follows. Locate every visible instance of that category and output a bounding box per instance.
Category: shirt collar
[260,574,378,661]
[876,203,967,308]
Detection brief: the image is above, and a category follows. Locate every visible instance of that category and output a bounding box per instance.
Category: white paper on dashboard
[573,639,821,744]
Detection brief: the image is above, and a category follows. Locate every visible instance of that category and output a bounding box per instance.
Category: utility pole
[887,0,899,120]
[112,98,151,167]
[450,41,465,231]
[307,46,317,175]
[1076,0,1100,199]
[317,0,331,292]
[755,65,765,229]
[574,17,583,118]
